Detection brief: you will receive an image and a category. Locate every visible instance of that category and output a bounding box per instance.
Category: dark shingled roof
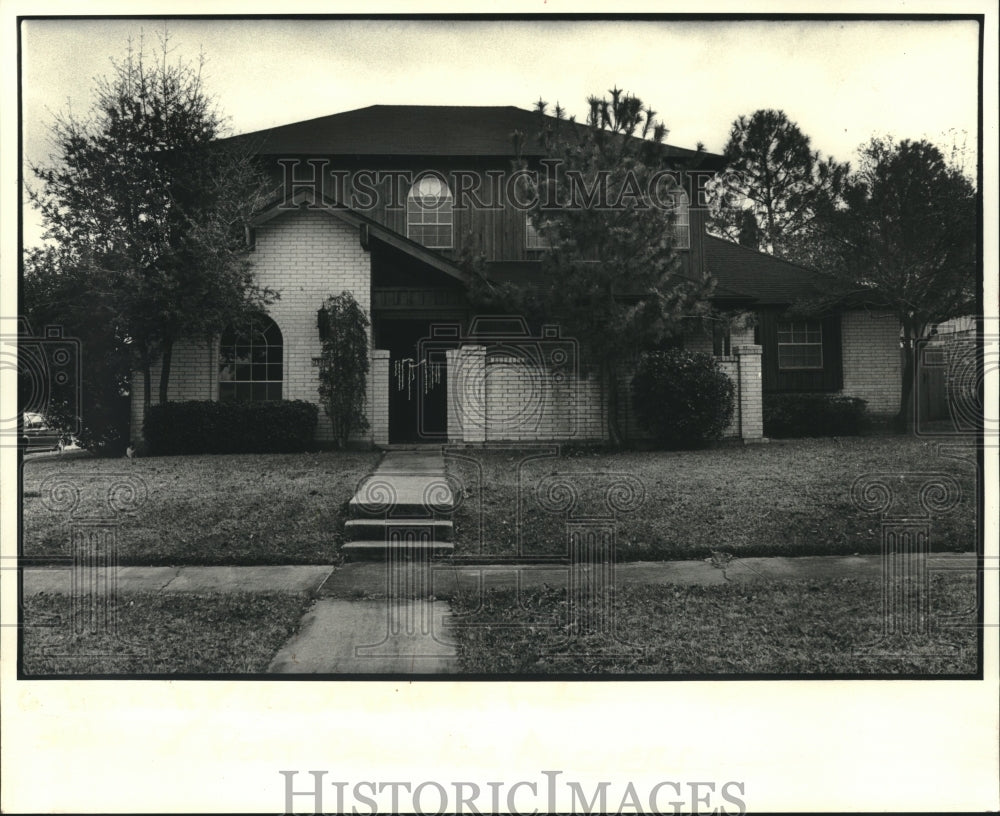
[704,235,831,306]
[221,105,721,167]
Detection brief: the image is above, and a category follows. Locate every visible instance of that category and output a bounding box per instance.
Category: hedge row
[144,400,318,455]
[763,393,868,438]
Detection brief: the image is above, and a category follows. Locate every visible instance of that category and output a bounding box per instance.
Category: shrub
[317,292,370,447]
[144,400,318,455]
[763,393,868,438]
[631,350,735,448]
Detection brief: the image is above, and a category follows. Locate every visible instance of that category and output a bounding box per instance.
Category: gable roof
[221,104,722,167]
[704,235,832,306]
[250,188,473,285]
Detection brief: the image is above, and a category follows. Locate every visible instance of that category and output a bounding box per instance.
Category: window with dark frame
[406,174,453,249]
[667,184,690,250]
[525,214,551,250]
[713,320,732,356]
[218,315,283,402]
[776,320,823,370]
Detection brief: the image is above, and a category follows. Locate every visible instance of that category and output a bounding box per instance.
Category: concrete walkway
[20,553,977,674]
[21,565,334,596]
[267,599,457,674]
[21,553,977,597]
[348,449,453,515]
[318,552,977,597]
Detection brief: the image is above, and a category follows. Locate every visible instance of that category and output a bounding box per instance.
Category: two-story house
[129,105,902,446]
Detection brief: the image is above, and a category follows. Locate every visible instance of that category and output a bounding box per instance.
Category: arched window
[218,315,283,402]
[406,173,453,248]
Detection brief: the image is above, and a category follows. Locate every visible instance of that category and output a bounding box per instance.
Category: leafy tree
[710,109,848,263]
[27,32,275,418]
[816,137,977,432]
[21,246,132,454]
[472,88,713,447]
[317,292,371,448]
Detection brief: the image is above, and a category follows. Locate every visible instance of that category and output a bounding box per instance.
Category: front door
[381,319,450,443]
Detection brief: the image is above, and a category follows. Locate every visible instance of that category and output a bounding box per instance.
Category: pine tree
[710,109,848,263]
[476,89,713,447]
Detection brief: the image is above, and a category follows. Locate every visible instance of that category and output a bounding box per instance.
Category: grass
[20,591,312,675]
[450,572,978,675]
[21,450,381,565]
[445,436,977,560]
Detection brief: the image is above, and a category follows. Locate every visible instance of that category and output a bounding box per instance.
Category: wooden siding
[265,157,704,275]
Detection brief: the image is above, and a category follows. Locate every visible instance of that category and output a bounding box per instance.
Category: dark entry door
[381,320,450,443]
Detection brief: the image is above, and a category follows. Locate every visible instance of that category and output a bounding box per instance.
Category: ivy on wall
[317,291,370,447]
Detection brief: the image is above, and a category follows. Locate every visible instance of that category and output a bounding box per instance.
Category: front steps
[342,452,456,560]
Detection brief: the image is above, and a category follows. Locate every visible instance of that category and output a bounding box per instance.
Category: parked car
[21,412,64,452]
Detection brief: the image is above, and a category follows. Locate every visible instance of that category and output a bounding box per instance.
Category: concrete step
[348,476,455,517]
[341,540,455,561]
[344,518,454,542]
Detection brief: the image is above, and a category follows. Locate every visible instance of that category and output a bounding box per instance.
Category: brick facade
[131,208,376,445]
[129,207,884,446]
[838,310,901,415]
[444,341,764,444]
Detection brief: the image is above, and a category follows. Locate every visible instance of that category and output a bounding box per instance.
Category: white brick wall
[446,342,763,443]
[839,310,901,415]
[130,210,776,446]
[131,208,375,444]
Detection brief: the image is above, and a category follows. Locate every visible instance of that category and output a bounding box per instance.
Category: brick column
[371,349,390,447]
[445,349,462,443]
[448,345,486,444]
[735,345,763,440]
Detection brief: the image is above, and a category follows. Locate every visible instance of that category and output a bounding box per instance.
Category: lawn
[21,450,381,565]
[20,591,311,675]
[445,436,977,560]
[450,572,978,675]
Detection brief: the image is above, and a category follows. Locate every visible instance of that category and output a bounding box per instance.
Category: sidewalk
[20,553,977,596]
[19,553,977,674]
[21,564,334,596]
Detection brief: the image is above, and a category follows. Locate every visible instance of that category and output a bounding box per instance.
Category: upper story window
[525,214,552,250]
[667,185,690,250]
[777,320,823,370]
[407,173,453,249]
[218,314,283,402]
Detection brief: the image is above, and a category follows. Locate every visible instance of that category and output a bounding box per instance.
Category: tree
[710,109,848,263]
[27,32,275,418]
[21,246,132,454]
[472,88,713,447]
[816,137,977,432]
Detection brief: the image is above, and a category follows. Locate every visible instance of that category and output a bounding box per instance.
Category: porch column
[371,349,390,447]
[447,345,486,444]
[735,345,763,440]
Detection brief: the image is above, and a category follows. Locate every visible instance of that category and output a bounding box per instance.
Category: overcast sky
[20,16,980,245]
